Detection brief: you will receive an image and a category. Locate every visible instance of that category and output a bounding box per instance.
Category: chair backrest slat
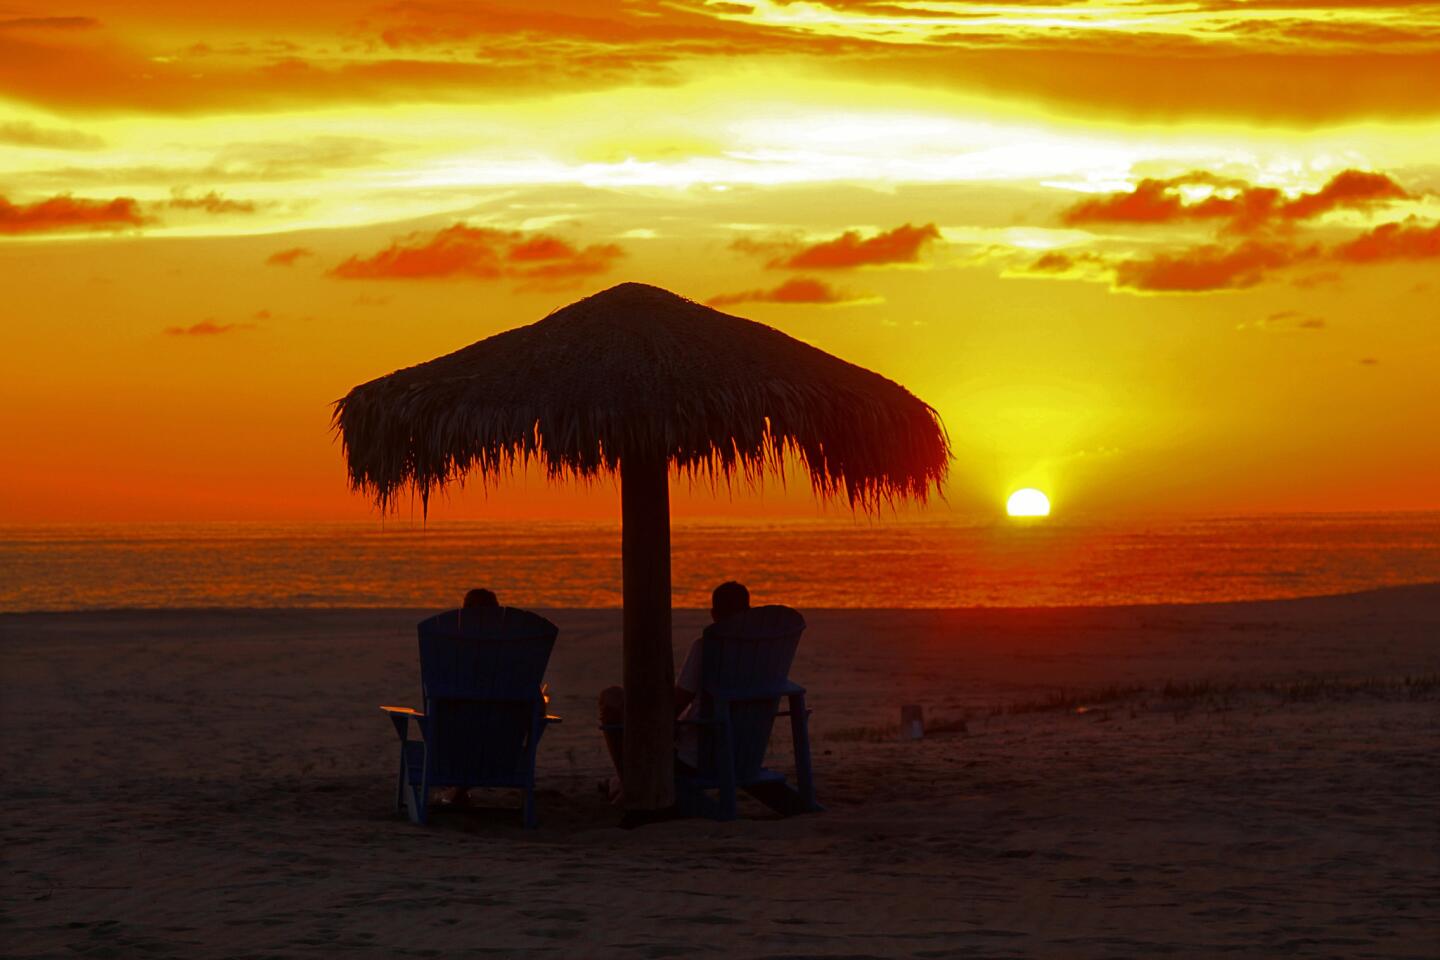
[697,605,805,782]
[416,607,558,784]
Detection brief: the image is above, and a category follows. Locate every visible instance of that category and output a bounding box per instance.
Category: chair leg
[789,692,819,812]
[521,704,542,829]
[403,780,426,825]
[413,747,430,825]
[395,749,407,816]
[715,702,737,821]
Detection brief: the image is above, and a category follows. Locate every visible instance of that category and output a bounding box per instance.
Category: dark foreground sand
[2,586,1438,959]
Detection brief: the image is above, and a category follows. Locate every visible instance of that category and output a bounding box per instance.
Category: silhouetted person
[598,581,751,804]
[464,587,498,609]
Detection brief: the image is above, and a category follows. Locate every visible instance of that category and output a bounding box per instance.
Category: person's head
[463,588,498,609]
[710,581,750,623]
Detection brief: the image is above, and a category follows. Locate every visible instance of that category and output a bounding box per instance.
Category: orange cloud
[331,224,624,281]
[0,193,146,235]
[739,223,941,270]
[1048,169,1432,293]
[374,2,779,51]
[1043,212,1439,294]
[1,3,1436,125]
[1283,170,1411,220]
[1113,240,1308,292]
[1063,179,1200,226]
[817,22,1440,124]
[706,276,855,307]
[1063,170,1410,232]
[164,320,252,336]
[0,2,810,115]
[166,190,257,214]
[1333,219,1440,263]
[265,246,313,266]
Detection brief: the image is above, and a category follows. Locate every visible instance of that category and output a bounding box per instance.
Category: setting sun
[1007,488,1051,517]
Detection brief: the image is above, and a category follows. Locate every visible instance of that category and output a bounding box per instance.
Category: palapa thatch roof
[334,282,949,511]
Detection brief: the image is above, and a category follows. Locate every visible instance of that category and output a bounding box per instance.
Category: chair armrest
[776,687,812,717]
[380,704,425,741]
[545,715,563,724]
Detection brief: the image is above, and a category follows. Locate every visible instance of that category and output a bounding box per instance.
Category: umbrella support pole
[620,454,676,812]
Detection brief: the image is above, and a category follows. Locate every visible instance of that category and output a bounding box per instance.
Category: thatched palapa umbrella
[335,282,949,812]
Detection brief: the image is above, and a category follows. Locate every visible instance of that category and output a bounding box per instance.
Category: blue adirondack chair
[380,606,561,828]
[676,604,821,821]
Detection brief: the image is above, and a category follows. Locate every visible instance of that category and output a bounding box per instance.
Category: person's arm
[674,638,702,717]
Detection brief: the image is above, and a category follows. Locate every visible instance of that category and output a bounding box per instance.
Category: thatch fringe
[334,283,950,513]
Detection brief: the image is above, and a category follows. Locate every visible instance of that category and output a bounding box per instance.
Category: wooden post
[900,704,925,740]
[620,454,675,811]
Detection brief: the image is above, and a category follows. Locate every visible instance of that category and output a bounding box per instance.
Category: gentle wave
[1,514,1437,612]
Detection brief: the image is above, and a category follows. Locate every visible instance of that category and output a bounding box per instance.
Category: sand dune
[2,586,1438,958]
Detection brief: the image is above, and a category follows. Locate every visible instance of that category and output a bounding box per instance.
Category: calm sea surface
[1,514,1437,612]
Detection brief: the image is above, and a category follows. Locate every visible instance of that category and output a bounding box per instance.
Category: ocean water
[1,514,1437,612]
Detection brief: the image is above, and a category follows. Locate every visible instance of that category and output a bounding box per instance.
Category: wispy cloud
[331,224,624,281]
[165,190,257,214]
[735,223,941,270]
[706,276,863,307]
[163,319,253,336]
[265,246,313,266]
[1023,251,1106,276]
[0,120,103,150]
[699,2,1440,123]
[1236,309,1327,332]
[0,2,1435,125]
[1113,240,1308,292]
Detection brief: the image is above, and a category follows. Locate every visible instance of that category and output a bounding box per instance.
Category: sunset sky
[2,1,1438,523]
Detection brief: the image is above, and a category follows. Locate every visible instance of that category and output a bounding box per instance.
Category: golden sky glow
[2,1,1438,521]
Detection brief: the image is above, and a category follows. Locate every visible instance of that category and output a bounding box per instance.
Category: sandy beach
[3,585,1438,958]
